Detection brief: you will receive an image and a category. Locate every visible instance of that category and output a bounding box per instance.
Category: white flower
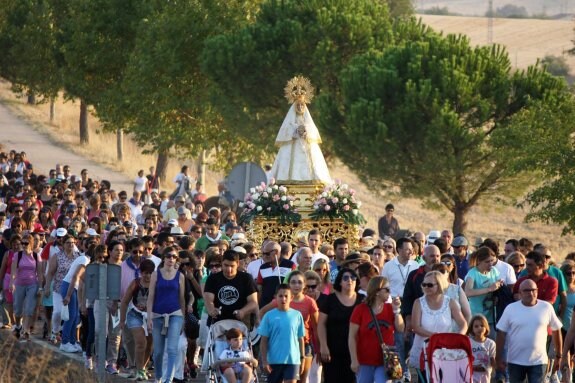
[256,206,263,212]
[341,184,348,190]
[252,193,260,200]
[262,192,269,198]
[321,192,328,198]
[281,196,287,201]
[342,198,348,204]
[250,188,255,194]
[279,186,287,193]
[352,209,358,215]
[267,187,272,193]
[357,201,362,208]
[272,185,278,190]
[239,202,244,208]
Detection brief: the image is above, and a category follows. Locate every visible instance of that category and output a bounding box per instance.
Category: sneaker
[72,343,83,352]
[135,369,147,381]
[403,370,411,382]
[85,357,93,370]
[60,343,77,353]
[550,372,561,383]
[12,325,21,339]
[105,364,119,375]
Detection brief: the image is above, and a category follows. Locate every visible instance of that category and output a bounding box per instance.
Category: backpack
[16,251,40,268]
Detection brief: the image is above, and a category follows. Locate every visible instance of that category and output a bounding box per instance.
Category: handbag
[368,305,403,380]
[61,304,70,321]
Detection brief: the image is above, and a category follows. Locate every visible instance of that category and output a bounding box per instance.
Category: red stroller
[420,333,474,383]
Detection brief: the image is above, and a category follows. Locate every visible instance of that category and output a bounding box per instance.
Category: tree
[0,0,61,105]
[491,4,529,18]
[319,33,572,233]
[541,55,570,78]
[96,0,264,176]
[201,0,411,158]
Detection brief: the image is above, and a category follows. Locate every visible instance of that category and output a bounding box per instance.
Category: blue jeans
[394,331,409,373]
[356,365,388,383]
[60,281,79,345]
[152,315,183,382]
[508,363,546,382]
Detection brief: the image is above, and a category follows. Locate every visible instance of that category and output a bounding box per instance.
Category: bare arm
[465,277,500,297]
[258,300,277,321]
[238,292,258,320]
[458,287,472,323]
[146,271,157,331]
[44,254,57,297]
[450,298,468,334]
[318,312,330,362]
[348,323,360,373]
[411,299,434,338]
[495,331,507,372]
[552,329,563,372]
[120,280,137,329]
[260,336,271,374]
[179,273,185,314]
[0,251,9,285]
[203,291,219,318]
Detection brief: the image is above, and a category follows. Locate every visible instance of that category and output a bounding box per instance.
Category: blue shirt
[465,267,500,321]
[258,308,305,364]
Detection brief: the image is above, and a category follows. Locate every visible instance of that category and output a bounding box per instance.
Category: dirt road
[0,102,132,192]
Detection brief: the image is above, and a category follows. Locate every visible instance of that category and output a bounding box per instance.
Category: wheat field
[1,14,574,258]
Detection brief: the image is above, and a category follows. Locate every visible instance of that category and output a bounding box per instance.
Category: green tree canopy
[320,32,572,233]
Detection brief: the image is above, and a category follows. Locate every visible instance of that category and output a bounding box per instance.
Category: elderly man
[496,279,562,382]
[296,247,313,273]
[257,241,296,307]
[452,235,470,279]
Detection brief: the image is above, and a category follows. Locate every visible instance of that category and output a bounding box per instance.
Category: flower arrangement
[239,181,301,225]
[309,181,367,225]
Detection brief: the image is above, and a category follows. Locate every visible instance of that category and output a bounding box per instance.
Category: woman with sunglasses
[349,276,403,382]
[410,271,468,377]
[312,258,332,294]
[381,238,397,259]
[318,267,363,383]
[432,263,472,330]
[440,253,464,286]
[147,246,185,383]
[9,232,42,341]
[506,251,526,277]
[261,270,319,383]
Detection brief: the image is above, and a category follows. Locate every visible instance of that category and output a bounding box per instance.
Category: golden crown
[284,76,315,104]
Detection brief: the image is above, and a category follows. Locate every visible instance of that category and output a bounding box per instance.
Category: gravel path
[0,101,132,192]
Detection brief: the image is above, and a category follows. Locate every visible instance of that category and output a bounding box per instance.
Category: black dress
[319,293,363,383]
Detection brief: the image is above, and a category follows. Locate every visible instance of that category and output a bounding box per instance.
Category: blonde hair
[424,271,448,293]
[365,276,389,307]
[312,258,331,286]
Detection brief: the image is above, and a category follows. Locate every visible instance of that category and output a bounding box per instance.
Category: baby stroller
[204,319,259,383]
[420,333,474,383]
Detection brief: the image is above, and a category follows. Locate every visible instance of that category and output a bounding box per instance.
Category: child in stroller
[218,327,258,383]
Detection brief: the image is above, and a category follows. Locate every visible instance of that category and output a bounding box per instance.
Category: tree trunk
[155,149,169,183]
[196,149,207,186]
[27,92,35,105]
[49,98,56,123]
[452,205,469,235]
[79,100,89,144]
[116,129,123,161]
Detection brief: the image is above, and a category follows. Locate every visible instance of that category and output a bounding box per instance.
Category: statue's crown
[284,76,314,105]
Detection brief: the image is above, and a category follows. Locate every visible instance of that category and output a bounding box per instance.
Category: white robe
[270,103,331,184]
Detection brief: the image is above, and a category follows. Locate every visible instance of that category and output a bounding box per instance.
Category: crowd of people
[0,148,574,383]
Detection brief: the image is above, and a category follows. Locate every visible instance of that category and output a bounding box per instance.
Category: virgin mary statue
[270,76,331,184]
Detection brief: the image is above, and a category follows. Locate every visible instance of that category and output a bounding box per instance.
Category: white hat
[85,228,100,237]
[233,246,247,254]
[231,232,246,241]
[426,230,441,245]
[56,228,68,237]
[170,226,184,235]
[167,219,178,226]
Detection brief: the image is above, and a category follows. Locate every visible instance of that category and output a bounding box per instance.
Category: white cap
[233,246,247,254]
[170,226,184,235]
[167,219,178,226]
[85,228,100,237]
[56,228,68,237]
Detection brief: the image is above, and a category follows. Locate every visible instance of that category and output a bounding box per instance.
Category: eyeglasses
[521,288,538,293]
[165,253,178,259]
[290,280,303,285]
[209,264,222,269]
[544,255,552,259]
[441,261,452,266]
[342,275,357,282]
[511,263,525,268]
[262,251,274,257]
[566,272,575,276]
[421,283,436,288]
[378,287,391,293]
[306,284,318,290]
[21,241,30,246]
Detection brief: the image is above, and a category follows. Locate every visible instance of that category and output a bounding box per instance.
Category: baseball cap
[85,228,100,237]
[452,236,469,247]
[167,219,178,226]
[56,228,68,237]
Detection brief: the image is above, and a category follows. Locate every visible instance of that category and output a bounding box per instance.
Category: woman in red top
[349,276,404,383]
[259,270,319,383]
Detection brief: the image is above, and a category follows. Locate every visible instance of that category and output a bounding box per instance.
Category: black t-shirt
[204,271,257,323]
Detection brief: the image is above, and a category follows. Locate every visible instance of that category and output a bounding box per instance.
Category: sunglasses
[421,283,436,288]
[441,260,452,266]
[306,284,318,290]
[209,264,222,269]
[21,241,30,246]
[383,245,394,249]
[165,253,178,259]
[262,251,274,257]
[566,272,575,276]
[512,263,525,268]
[342,275,357,282]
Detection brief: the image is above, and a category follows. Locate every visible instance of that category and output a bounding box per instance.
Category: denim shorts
[268,364,299,383]
[126,309,144,329]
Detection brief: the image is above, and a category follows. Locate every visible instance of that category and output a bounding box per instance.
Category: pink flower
[349,189,356,195]
[343,204,350,211]
[320,198,327,204]
[269,177,276,185]
[262,192,269,198]
[261,182,266,188]
[332,197,339,204]
[324,205,331,211]
[283,204,290,210]
[248,202,256,209]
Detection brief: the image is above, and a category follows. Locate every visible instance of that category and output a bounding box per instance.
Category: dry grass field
[1,13,574,258]
[417,0,575,17]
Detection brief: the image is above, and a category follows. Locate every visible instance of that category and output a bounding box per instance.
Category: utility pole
[487,0,494,44]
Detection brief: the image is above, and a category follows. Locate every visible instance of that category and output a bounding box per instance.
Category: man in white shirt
[496,279,562,382]
[308,229,329,266]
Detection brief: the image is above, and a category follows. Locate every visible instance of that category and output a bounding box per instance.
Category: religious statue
[270,76,332,184]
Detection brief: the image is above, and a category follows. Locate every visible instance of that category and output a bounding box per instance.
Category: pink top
[13,252,39,286]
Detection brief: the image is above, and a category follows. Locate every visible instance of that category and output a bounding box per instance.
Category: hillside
[417,0,575,18]
[419,15,574,71]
